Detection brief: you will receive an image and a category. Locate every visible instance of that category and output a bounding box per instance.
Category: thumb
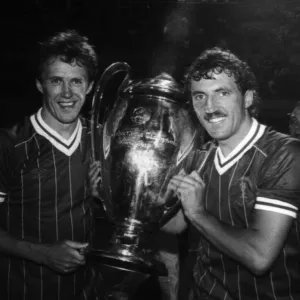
[190,170,204,184]
[64,240,89,250]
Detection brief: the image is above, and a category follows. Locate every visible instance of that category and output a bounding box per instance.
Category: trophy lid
[122,73,186,106]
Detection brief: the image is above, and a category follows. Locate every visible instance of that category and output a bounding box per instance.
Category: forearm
[0,228,46,264]
[188,211,270,275]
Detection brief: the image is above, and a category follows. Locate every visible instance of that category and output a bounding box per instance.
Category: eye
[194,94,206,102]
[220,91,230,97]
[72,78,83,85]
[50,78,62,85]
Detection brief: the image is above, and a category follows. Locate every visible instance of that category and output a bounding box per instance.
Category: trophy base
[87,247,168,276]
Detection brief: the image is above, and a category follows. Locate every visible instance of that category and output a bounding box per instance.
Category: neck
[41,109,78,140]
[218,117,253,157]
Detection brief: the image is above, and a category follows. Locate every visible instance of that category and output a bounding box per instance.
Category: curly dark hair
[184,47,260,117]
[38,29,98,82]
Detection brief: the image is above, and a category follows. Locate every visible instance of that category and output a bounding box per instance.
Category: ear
[244,90,254,109]
[87,81,94,95]
[36,79,43,94]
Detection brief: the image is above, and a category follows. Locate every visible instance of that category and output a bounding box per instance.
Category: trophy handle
[91,62,131,161]
[159,141,215,228]
[159,196,181,228]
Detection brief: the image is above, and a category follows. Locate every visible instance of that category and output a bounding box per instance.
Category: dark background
[1,0,300,132]
[1,1,300,298]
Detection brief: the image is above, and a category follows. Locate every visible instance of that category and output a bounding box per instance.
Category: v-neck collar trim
[30,108,82,156]
[214,118,266,175]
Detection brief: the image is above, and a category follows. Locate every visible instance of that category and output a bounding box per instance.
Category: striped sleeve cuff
[0,191,6,203]
[255,197,298,218]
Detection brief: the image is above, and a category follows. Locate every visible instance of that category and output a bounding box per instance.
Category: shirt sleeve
[0,131,14,203]
[255,139,300,218]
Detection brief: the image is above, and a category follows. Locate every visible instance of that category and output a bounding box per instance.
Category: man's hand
[89,160,101,198]
[168,170,206,221]
[41,240,88,274]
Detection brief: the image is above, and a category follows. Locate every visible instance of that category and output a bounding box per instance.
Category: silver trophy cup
[89,62,196,276]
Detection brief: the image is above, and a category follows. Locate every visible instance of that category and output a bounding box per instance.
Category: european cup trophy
[89,62,197,276]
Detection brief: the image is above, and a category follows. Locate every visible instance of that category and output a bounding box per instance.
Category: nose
[61,83,72,98]
[204,96,215,113]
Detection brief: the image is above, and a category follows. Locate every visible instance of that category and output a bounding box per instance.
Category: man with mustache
[165,48,300,299]
[0,30,103,299]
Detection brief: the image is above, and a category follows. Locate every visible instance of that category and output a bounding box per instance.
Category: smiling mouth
[207,116,226,124]
[58,101,76,109]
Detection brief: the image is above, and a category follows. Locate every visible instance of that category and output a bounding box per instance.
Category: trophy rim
[121,75,187,107]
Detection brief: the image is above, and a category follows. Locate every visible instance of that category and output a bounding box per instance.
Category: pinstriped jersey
[0,109,102,300]
[190,119,300,300]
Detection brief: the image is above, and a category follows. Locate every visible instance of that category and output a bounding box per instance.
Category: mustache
[204,111,227,121]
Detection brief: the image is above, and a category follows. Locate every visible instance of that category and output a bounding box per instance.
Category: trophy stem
[114,218,142,246]
[88,218,167,276]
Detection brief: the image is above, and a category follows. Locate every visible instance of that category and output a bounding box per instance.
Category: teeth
[209,117,225,123]
[59,102,74,107]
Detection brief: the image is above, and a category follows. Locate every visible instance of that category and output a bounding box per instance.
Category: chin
[208,130,230,141]
[59,116,79,124]
[61,111,81,122]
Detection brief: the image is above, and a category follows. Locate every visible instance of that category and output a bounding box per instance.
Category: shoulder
[0,129,18,169]
[0,129,14,150]
[254,128,300,211]
[257,128,300,160]
[255,128,300,186]
[1,117,35,148]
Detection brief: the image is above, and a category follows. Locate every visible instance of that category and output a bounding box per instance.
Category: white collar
[30,108,82,156]
[214,118,266,175]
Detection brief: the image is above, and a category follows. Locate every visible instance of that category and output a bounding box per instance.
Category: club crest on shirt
[235,176,255,208]
[30,167,48,177]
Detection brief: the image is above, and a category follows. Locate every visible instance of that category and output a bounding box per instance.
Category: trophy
[89,62,196,276]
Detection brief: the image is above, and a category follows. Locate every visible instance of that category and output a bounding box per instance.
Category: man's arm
[0,228,88,273]
[0,228,45,263]
[187,208,293,275]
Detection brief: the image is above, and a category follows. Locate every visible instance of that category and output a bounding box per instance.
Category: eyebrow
[192,86,231,95]
[46,75,63,80]
[47,75,84,80]
[215,86,231,92]
[191,90,205,96]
